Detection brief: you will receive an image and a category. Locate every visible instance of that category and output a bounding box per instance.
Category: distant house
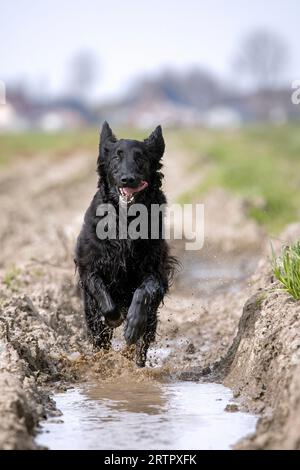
[1,89,97,132]
[38,108,87,131]
[203,106,242,128]
[0,81,5,105]
[36,98,97,131]
[125,98,202,128]
[0,101,28,132]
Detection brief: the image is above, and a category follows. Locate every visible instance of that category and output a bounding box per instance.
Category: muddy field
[0,143,300,450]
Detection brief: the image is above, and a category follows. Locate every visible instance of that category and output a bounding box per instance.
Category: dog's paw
[124,302,147,345]
[136,358,146,368]
[101,302,122,328]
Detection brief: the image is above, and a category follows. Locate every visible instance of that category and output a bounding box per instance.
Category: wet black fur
[75,122,176,367]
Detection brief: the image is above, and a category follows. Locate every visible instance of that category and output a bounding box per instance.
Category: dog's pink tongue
[123,181,148,197]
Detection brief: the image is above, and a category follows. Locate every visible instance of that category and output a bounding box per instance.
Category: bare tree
[234,30,289,90]
[68,51,100,100]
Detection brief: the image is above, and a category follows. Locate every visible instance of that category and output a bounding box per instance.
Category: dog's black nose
[120,175,136,186]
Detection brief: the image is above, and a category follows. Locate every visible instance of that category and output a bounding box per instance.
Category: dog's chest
[103,238,146,278]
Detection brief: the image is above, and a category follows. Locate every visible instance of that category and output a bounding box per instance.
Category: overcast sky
[1,0,299,101]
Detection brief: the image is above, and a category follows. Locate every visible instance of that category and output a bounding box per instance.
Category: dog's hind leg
[83,290,113,349]
[135,310,157,367]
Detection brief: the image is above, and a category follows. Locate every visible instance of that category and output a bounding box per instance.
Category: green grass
[176,124,300,233]
[3,265,22,289]
[0,129,99,166]
[272,241,300,300]
[0,127,153,167]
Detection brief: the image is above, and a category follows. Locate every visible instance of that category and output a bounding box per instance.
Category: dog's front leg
[124,275,163,346]
[85,272,122,327]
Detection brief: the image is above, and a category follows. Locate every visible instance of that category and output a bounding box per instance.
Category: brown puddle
[36,379,257,450]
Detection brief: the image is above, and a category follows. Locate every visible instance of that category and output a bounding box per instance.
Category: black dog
[75,122,176,366]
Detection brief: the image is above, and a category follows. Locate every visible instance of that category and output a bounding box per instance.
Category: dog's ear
[99,121,117,157]
[100,121,116,143]
[144,125,165,160]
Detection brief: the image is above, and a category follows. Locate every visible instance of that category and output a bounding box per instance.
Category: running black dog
[75,122,176,366]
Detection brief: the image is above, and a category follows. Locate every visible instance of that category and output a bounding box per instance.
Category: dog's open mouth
[118,180,148,204]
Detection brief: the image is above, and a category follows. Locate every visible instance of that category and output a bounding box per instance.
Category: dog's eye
[116,149,123,157]
[134,151,146,163]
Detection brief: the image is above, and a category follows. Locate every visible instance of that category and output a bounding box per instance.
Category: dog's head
[98,122,165,204]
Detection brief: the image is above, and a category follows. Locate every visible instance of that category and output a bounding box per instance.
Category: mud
[222,254,300,449]
[0,146,299,449]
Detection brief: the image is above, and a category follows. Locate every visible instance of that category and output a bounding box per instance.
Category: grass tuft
[272,241,300,300]
[3,265,21,289]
